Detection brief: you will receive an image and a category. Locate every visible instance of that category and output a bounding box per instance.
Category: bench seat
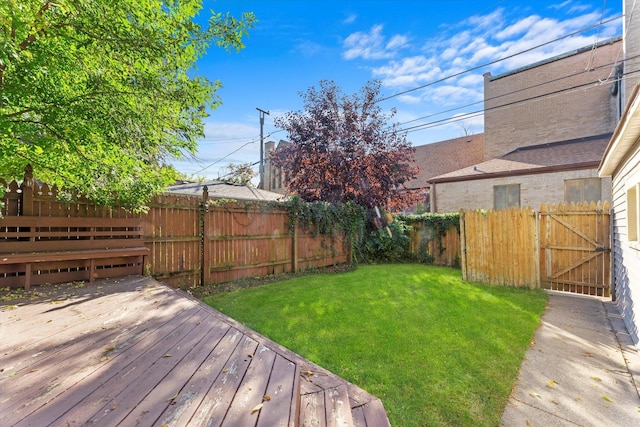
[0,216,149,289]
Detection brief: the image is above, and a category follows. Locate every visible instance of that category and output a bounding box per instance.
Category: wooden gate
[539,201,611,297]
[461,202,611,297]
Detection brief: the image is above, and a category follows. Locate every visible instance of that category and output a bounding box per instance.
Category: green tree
[0,1,255,210]
[223,162,257,186]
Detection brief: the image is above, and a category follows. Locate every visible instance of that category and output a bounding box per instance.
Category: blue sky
[173,0,623,181]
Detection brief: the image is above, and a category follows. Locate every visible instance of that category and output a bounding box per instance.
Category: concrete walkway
[501,291,640,426]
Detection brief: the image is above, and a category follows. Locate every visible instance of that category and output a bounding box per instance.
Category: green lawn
[203,264,548,426]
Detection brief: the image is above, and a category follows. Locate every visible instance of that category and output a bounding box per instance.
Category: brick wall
[434,169,611,213]
[484,38,621,160]
[624,0,640,106]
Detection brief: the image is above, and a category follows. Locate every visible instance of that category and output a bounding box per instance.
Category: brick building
[262,140,289,195]
[403,134,484,212]
[429,37,621,212]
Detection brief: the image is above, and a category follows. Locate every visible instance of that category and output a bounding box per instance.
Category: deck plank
[1,281,179,387]
[81,309,219,426]
[7,303,202,427]
[46,306,207,426]
[188,334,259,426]
[120,316,231,426]
[156,328,247,426]
[351,406,367,427]
[256,354,299,427]
[0,276,391,427]
[359,400,391,427]
[326,385,354,427]
[221,343,277,426]
[300,390,326,427]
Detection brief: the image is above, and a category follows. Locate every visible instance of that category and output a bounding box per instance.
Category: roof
[600,84,640,176]
[166,180,287,202]
[404,133,485,190]
[430,134,611,183]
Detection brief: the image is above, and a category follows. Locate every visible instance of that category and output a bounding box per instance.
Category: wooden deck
[0,276,390,426]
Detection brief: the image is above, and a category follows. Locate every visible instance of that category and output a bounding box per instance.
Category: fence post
[533,209,541,289]
[200,186,209,287]
[460,209,467,281]
[292,222,299,273]
[21,165,34,216]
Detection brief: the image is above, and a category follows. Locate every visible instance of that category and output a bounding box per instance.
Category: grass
[202,264,548,426]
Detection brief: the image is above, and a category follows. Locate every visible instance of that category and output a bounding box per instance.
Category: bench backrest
[0,217,145,254]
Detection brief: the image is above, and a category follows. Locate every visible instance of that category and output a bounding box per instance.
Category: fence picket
[1,171,350,290]
[461,202,610,296]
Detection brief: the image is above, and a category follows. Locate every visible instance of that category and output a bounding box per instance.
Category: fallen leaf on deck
[222,368,229,373]
[602,395,613,402]
[104,346,115,352]
[529,392,541,399]
[547,380,558,388]
[263,394,271,401]
[591,376,602,382]
[100,356,110,362]
[163,354,172,358]
[251,403,263,414]
[304,370,314,376]
[167,391,179,402]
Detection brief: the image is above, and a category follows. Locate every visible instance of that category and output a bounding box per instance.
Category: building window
[629,183,639,242]
[564,178,601,204]
[494,184,520,209]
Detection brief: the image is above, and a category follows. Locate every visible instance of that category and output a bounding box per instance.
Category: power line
[190,130,284,175]
[398,69,640,135]
[393,53,639,131]
[376,14,623,104]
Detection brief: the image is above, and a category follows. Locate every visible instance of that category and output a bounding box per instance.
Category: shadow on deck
[0,276,390,426]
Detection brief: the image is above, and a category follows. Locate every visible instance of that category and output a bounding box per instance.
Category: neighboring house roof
[600,84,640,176]
[429,134,612,183]
[166,180,287,202]
[404,133,485,190]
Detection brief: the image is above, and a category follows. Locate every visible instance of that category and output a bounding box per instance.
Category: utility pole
[257,107,270,189]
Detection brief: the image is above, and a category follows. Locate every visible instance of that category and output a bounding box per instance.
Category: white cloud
[343,13,357,24]
[372,56,441,88]
[342,25,408,60]
[496,15,541,40]
[429,85,483,105]
[457,74,484,87]
[387,34,409,50]
[396,94,422,104]
[463,8,504,30]
[293,40,323,58]
[203,121,258,140]
[548,1,573,10]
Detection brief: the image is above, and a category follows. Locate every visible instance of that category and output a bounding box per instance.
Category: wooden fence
[405,219,460,267]
[460,202,611,296]
[1,168,349,289]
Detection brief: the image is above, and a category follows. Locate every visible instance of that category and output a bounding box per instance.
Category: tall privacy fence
[403,216,461,267]
[460,202,611,297]
[1,167,348,289]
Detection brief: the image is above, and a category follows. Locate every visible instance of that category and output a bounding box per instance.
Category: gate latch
[595,246,611,253]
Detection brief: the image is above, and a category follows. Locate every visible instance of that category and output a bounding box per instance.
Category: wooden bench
[0,216,149,290]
